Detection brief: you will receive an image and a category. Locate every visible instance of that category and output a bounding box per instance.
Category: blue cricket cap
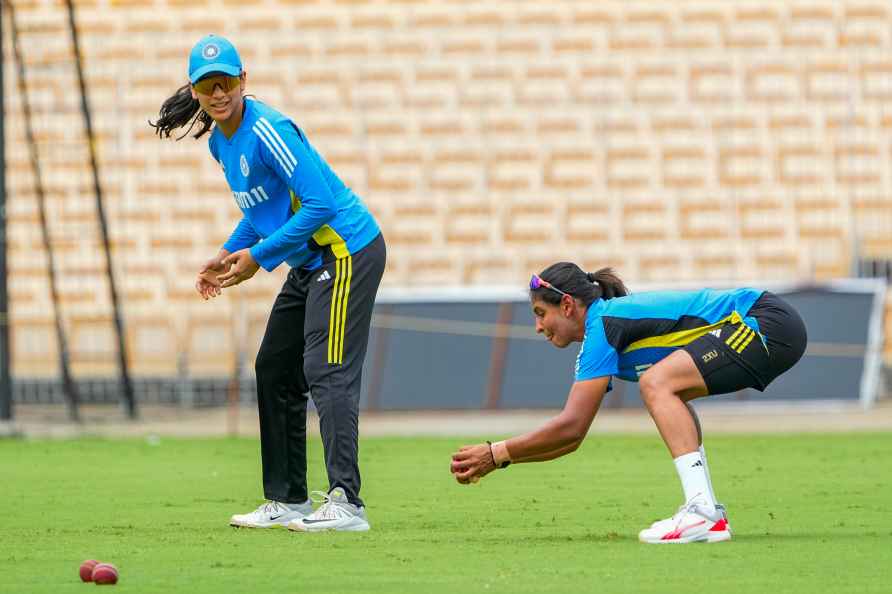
[188,34,242,84]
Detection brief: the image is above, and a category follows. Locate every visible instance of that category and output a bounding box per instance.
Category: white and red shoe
[639,501,731,544]
[715,503,732,536]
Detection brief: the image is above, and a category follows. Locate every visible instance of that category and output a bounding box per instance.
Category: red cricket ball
[91,563,119,585]
[79,559,99,582]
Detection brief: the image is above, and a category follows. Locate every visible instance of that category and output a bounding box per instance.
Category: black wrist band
[485,440,497,466]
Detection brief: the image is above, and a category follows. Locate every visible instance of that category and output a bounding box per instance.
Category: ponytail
[149,83,214,140]
[585,267,628,300]
[532,262,628,306]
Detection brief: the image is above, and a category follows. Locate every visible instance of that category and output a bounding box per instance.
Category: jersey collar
[215,98,254,146]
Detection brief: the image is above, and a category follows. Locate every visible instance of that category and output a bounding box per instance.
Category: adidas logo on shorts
[317,270,331,283]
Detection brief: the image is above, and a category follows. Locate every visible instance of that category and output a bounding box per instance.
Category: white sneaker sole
[705,530,732,543]
[288,519,370,532]
[639,530,732,544]
[230,513,308,529]
[229,518,290,528]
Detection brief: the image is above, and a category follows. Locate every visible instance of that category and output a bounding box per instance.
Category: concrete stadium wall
[2,0,891,380]
[357,283,884,409]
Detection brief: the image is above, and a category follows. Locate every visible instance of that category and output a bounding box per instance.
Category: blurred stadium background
[2,0,891,426]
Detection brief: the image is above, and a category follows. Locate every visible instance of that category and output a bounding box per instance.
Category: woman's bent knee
[638,372,663,405]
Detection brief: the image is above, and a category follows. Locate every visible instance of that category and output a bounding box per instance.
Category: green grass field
[3,433,891,593]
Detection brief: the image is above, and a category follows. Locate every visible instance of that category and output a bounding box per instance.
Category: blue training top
[209,98,380,271]
[574,288,764,383]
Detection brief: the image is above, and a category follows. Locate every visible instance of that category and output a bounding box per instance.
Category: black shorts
[684,292,808,395]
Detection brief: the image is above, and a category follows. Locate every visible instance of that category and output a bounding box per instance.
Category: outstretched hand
[450,443,497,485]
[217,249,260,288]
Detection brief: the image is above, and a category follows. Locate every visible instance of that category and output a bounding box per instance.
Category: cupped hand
[217,249,260,288]
[450,443,496,484]
[196,256,227,300]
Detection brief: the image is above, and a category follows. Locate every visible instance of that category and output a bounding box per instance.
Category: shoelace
[259,501,287,516]
[671,494,715,529]
[671,503,688,520]
[308,490,349,521]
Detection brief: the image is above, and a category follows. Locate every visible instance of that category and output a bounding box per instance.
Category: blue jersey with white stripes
[574,288,764,383]
[209,98,380,271]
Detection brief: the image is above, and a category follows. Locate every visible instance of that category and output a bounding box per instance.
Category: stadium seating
[4,1,891,381]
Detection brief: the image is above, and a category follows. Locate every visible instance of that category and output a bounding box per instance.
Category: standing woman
[151,34,385,532]
[450,263,807,544]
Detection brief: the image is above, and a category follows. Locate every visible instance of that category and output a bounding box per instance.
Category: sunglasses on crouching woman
[530,274,571,298]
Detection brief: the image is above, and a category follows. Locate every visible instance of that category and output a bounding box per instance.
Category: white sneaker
[230,500,312,528]
[715,503,733,535]
[639,499,730,544]
[288,488,370,532]
[646,502,732,534]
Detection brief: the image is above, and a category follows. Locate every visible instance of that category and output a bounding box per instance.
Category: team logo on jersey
[202,43,220,59]
[240,154,250,177]
[701,350,719,364]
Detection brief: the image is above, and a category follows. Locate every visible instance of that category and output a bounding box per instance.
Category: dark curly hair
[149,83,214,140]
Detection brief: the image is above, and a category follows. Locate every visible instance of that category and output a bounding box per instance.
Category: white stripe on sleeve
[257,117,298,168]
[253,124,294,177]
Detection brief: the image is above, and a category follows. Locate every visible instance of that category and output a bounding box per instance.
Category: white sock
[699,444,719,506]
[283,500,310,511]
[673,451,716,512]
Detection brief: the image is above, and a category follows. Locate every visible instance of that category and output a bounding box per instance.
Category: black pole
[63,0,136,418]
[7,0,81,421]
[0,0,13,423]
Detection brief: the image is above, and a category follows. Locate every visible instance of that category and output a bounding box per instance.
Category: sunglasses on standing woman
[192,74,241,96]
